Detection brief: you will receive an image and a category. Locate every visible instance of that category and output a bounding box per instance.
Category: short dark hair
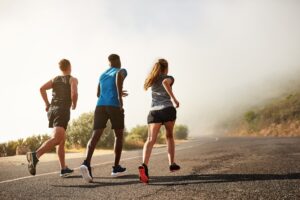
[108,54,120,62]
[59,59,71,71]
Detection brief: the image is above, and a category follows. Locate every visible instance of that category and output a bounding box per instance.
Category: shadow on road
[51,174,140,188]
[149,173,300,186]
[51,173,300,188]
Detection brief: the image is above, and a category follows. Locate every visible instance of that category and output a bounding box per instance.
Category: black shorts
[147,106,177,124]
[93,106,125,130]
[47,106,70,130]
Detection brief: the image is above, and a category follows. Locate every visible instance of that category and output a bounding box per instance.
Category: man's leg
[111,128,127,177]
[80,129,104,182]
[36,127,65,159]
[56,127,66,169]
[113,129,124,166]
[27,127,65,176]
[85,129,104,164]
[80,106,107,182]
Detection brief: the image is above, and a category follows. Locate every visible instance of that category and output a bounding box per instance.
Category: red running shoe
[138,164,149,184]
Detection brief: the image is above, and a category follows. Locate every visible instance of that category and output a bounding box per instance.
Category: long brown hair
[144,59,168,90]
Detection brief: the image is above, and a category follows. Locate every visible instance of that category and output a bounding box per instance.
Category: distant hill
[225,92,300,137]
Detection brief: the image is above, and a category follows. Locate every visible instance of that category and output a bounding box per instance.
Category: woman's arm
[40,80,53,112]
[162,78,179,108]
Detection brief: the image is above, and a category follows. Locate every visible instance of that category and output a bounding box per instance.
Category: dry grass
[227,93,300,137]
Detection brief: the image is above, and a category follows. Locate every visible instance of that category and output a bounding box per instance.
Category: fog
[109,0,300,135]
[0,0,300,141]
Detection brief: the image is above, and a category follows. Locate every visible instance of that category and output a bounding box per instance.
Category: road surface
[0,137,300,199]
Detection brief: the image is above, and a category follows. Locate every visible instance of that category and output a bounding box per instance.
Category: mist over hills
[213,68,300,136]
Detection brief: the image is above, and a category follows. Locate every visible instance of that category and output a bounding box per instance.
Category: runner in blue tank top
[97,67,127,107]
[80,54,128,183]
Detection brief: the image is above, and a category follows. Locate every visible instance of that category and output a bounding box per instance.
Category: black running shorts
[47,106,70,130]
[93,106,125,130]
[147,106,177,124]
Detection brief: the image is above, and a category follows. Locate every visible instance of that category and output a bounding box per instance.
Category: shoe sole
[111,170,127,177]
[138,166,149,184]
[170,168,180,173]
[26,152,36,176]
[80,165,93,183]
[60,171,74,178]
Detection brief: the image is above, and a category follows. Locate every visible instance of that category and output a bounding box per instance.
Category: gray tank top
[150,74,174,110]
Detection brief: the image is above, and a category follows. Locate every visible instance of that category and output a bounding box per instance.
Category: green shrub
[126,125,148,142]
[67,112,94,148]
[24,134,54,152]
[123,138,144,150]
[67,112,115,149]
[6,141,18,156]
[174,125,189,140]
[0,143,6,157]
[126,125,167,144]
[244,111,260,131]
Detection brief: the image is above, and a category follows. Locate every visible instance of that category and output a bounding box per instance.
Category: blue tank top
[97,67,127,107]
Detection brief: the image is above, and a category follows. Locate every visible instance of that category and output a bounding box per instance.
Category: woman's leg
[142,123,161,165]
[164,121,176,165]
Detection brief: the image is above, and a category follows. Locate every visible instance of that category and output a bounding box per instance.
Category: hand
[45,104,50,112]
[122,90,128,97]
[173,99,180,108]
[72,104,76,110]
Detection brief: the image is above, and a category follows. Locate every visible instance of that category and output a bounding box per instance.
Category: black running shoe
[60,167,74,177]
[111,165,126,177]
[138,163,149,184]
[80,160,93,183]
[26,152,39,176]
[169,163,181,172]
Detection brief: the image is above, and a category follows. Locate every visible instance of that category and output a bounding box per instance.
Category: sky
[0,0,300,142]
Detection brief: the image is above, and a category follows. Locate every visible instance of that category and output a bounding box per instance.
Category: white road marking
[0,143,200,185]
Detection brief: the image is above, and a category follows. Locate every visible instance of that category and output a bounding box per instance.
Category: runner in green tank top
[26,59,78,178]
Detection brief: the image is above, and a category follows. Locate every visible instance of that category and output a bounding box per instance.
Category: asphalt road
[0,137,300,200]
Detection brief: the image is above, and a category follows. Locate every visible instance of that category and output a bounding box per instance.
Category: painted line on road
[0,142,200,185]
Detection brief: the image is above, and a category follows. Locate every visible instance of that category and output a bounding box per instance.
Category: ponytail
[144,59,168,90]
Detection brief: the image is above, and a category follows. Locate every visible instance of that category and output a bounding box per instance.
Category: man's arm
[162,78,179,108]
[70,77,78,110]
[97,83,100,98]
[116,71,126,109]
[40,80,53,112]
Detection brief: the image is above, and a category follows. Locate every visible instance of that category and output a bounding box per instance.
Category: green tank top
[51,75,72,108]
